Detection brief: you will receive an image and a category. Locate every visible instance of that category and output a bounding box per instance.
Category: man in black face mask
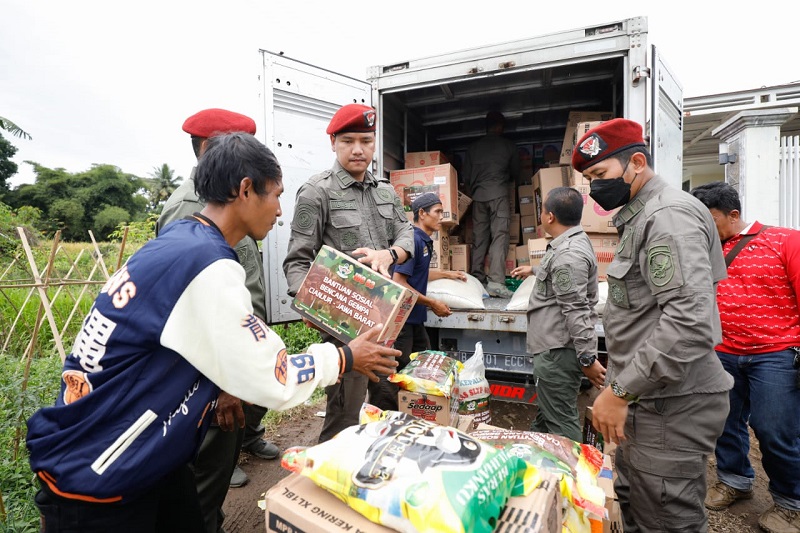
[572,119,733,533]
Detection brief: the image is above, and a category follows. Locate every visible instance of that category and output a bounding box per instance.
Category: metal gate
[780,135,800,229]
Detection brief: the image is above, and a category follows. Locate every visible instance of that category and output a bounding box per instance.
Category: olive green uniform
[157,170,268,533]
[603,175,734,532]
[526,226,598,441]
[283,160,414,443]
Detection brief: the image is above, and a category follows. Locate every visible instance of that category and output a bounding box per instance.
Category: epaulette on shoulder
[307,169,334,185]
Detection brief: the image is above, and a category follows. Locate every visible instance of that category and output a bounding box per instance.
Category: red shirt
[717,221,800,354]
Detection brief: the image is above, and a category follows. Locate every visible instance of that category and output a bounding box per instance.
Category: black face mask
[588,162,632,211]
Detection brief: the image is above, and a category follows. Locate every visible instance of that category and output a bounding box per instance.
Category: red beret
[571,118,646,172]
[326,104,376,135]
[182,108,256,138]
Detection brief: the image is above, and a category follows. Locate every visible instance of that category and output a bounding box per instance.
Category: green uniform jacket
[283,160,414,296]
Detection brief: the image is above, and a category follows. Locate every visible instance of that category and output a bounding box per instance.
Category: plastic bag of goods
[454,342,492,425]
[470,427,607,523]
[281,409,540,533]
[389,350,462,396]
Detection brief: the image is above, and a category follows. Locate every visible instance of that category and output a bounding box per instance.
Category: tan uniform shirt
[526,226,598,358]
[283,161,415,296]
[156,169,267,320]
[603,175,733,399]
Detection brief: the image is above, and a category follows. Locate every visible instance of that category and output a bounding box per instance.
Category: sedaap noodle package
[389,350,462,397]
[282,409,539,533]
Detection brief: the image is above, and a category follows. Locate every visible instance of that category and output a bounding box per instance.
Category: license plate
[450,350,534,375]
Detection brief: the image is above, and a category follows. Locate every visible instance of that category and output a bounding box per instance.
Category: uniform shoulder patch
[292,203,318,236]
[553,265,576,294]
[374,187,395,204]
[646,236,684,293]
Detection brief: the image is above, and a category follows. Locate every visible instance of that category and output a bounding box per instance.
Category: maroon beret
[571,118,646,172]
[182,108,256,138]
[326,104,376,135]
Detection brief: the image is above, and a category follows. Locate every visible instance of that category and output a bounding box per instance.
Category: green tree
[6,163,149,240]
[0,132,19,199]
[0,116,31,140]
[94,205,131,239]
[146,163,182,211]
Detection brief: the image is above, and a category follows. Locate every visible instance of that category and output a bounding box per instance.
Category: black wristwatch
[610,381,639,403]
[578,353,597,367]
[388,247,399,265]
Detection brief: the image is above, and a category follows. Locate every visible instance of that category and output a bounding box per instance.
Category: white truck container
[257,15,682,403]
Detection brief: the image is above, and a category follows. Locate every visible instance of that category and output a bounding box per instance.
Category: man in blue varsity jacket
[25,132,400,532]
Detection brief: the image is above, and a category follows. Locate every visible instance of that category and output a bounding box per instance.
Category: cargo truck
[257,15,682,403]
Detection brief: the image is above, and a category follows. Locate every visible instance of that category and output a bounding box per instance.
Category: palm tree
[0,116,32,140]
[148,164,182,211]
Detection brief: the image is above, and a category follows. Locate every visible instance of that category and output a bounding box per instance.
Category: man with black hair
[572,118,733,532]
[510,187,604,441]
[462,111,521,298]
[690,181,800,533]
[283,103,415,443]
[157,108,276,532]
[27,132,400,532]
[368,192,467,411]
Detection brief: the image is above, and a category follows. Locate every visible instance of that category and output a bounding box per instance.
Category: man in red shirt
[691,181,800,533]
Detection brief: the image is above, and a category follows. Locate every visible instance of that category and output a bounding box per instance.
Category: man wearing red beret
[158,108,279,533]
[574,118,733,532]
[283,103,415,442]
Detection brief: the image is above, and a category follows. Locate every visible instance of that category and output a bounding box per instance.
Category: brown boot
[704,481,753,510]
[758,504,800,533]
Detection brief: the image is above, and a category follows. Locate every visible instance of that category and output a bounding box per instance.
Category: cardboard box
[404,151,449,169]
[391,164,459,224]
[518,184,535,217]
[292,245,418,345]
[532,167,576,225]
[582,406,617,456]
[265,471,562,533]
[528,238,551,269]
[509,184,518,213]
[559,111,615,165]
[448,235,461,245]
[509,213,521,245]
[515,245,530,267]
[587,233,618,281]
[521,215,538,244]
[429,230,450,270]
[397,390,459,427]
[506,245,517,276]
[572,183,619,234]
[450,244,470,272]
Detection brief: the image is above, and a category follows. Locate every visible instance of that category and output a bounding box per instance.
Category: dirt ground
[222,389,770,532]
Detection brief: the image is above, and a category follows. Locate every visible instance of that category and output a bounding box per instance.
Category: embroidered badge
[293,204,317,232]
[554,267,574,293]
[62,370,92,404]
[341,231,358,249]
[578,133,607,160]
[330,200,356,210]
[607,277,629,308]
[648,245,675,287]
[375,188,394,203]
[274,349,288,385]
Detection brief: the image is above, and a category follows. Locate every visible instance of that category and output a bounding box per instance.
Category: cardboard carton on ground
[292,245,418,346]
[559,111,615,165]
[404,150,449,169]
[265,471,562,533]
[397,390,459,427]
[390,164,459,224]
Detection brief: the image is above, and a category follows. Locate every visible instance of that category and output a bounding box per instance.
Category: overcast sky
[2,0,797,188]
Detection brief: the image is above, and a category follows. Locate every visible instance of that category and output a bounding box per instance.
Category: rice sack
[389,350,462,397]
[282,411,539,533]
[470,428,606,520]
[454,342,492,424]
